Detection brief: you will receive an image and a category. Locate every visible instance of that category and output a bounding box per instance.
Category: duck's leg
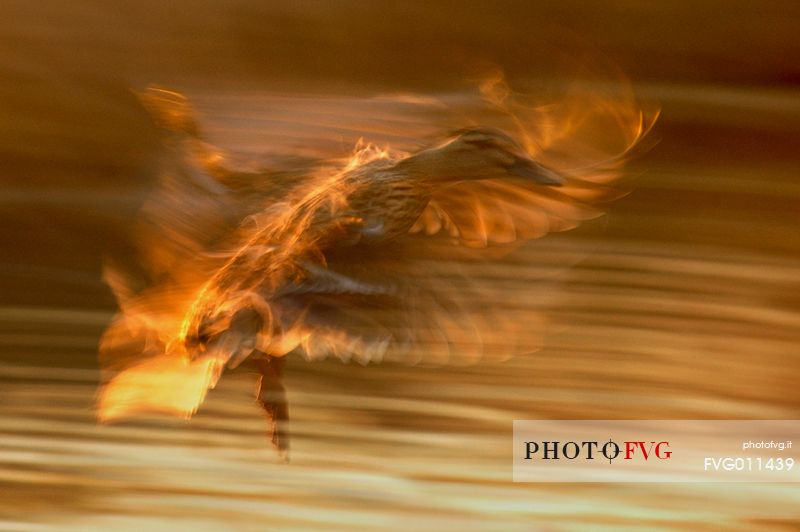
[255,354,290,460]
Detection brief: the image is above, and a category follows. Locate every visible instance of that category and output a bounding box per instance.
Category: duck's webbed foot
[256,354,290,461]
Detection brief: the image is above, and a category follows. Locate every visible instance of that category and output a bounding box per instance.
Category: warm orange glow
[97,354,225,421]
[97,74,656,424]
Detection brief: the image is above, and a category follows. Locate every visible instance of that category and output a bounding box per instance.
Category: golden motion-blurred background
[1,1,800,530]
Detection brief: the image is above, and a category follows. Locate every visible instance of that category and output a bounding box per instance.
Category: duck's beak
[509,156,564,186]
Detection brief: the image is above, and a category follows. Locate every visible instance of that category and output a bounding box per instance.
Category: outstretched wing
[409,113,655,248]
[410,176,605,247]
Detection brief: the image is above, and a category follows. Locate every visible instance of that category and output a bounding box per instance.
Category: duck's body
[181,123,565,361]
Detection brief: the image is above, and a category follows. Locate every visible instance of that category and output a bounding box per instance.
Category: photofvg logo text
[513,420,800,482]
[524,439,672,463]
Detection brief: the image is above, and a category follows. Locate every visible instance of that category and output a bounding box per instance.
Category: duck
[99,86,652,458]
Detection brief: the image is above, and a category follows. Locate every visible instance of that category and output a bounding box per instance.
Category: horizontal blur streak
[2,236,800,529]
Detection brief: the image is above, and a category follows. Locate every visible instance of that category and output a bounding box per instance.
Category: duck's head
[403,127,563,186]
